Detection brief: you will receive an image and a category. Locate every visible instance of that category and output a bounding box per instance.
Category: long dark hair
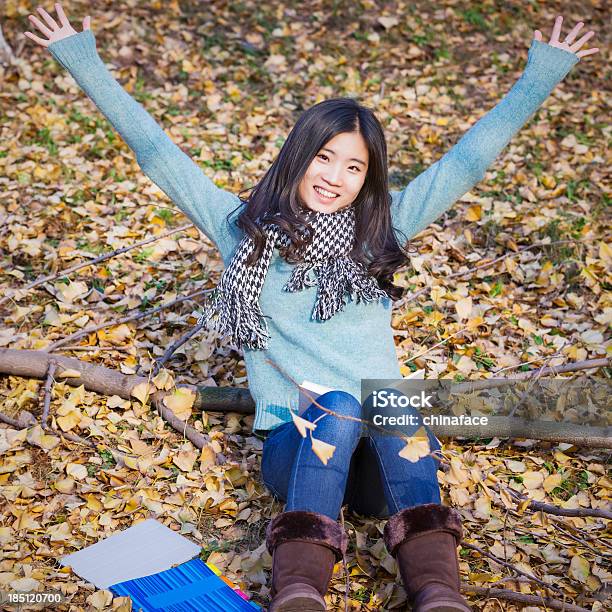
[225,97,411,300]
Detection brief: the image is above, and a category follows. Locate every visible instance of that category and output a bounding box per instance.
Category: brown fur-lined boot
[383,503,471,612]
[265,510,348,612]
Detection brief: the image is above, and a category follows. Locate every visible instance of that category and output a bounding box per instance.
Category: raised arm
[390,16,598,245]
[25,4,242,259]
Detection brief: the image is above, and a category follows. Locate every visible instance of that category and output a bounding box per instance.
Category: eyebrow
[321,147,367,166]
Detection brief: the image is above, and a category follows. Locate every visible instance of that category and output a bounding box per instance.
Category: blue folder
[110,558,261,611]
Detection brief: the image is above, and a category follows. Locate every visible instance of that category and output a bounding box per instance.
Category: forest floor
[0,0,610,610]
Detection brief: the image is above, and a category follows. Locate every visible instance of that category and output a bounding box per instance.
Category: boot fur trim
[383,503,463,557]
[266,510,348,562]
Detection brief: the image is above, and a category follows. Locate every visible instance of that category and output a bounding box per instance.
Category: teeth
[314,186,338,198]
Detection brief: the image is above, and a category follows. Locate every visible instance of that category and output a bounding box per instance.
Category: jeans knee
[316,390,361,418]
[312,390,362,437]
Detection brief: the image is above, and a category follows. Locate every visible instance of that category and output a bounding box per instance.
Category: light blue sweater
[48,31,579,432]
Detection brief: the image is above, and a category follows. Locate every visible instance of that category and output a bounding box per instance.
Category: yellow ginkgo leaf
[173,449,198,472]
[48,521,72,543]
[291,412,316,438]
[57,410,82,432]
[398,427,431,463]
[199,444,217,471]
[56,280,88,303]
[599,240,611,263]
[522,470,545,489]
[153,368,174,391]
[54,478,75,493]
[455,297,473,321]
[87,590,113,610]
[131,381,153,405]
[543,473,563,493]
[66,462,88,480]
[163,387,196,421]
[98,323,132,345]
[474,495,491,519]
[465,205,482,222]
[26,425,60,450]
[569,555,590,584]
[311,437,336,466]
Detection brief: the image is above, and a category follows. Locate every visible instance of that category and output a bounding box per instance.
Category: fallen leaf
[291,412,316,438]
[310,437,335,465]
[163,387,196,421]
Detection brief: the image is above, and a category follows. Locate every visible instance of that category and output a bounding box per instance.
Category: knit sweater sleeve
[47,30,241,252]
[389,39,580,244]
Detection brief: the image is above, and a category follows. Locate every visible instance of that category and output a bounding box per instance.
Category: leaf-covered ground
[1,0,610,610]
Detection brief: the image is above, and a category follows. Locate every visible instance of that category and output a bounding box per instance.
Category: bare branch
[461,584,590,612]
[0,223,194,307]
[461,541,565,596]
[41,359,57,428]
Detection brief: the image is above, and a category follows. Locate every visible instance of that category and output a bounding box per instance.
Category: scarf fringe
[291,257,388,321]
[198,286,271,350]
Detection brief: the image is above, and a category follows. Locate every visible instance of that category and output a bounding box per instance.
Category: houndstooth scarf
[197,205,390,350]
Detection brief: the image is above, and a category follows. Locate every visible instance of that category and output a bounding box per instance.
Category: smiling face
[298,131,369,214]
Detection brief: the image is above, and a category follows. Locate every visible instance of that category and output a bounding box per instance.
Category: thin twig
[489,488,611,553]
[151,322,205,377]
[407,327,469,363]
[493,350,565,375]
[461,541,565,596]
[394,238,592,310]
[0,223,194,307]
[460,584,590,612]
[504,486,612,520]
[45,288,214,351]
[0,409,126,463]
[57,345,135,352]
[0,410,34,429]
[513,525,607,558]
[41,359,57,428]
[264,357,448,465]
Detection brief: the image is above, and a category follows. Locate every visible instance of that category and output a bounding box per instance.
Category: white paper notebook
[298,380,333,415]
[60,519,201,589]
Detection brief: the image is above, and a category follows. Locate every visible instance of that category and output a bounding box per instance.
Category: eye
[317,153,329,161]
[349,165,361,172]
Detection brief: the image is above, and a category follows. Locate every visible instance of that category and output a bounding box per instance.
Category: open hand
[24,3,91,48]
[534,15,599,59]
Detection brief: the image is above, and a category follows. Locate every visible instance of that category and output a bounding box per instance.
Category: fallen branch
[504,486,612,520]
[460,584,591,612]
[1,349,610,448]
[150,321,204,377]
[0,410,126,464]
[0,348,210,449]
[395,238,590,310]
[41,359,57,428]
[0,223,194,307]
[461,541,565,596]
[0,410,35,429]
[456,357,611,389]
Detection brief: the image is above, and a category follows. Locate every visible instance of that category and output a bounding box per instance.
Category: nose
[322,163,343,186]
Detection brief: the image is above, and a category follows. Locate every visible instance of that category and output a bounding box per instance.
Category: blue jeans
[260,390,442,521]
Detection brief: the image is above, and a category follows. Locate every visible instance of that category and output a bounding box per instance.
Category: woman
[25,4,598,611]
